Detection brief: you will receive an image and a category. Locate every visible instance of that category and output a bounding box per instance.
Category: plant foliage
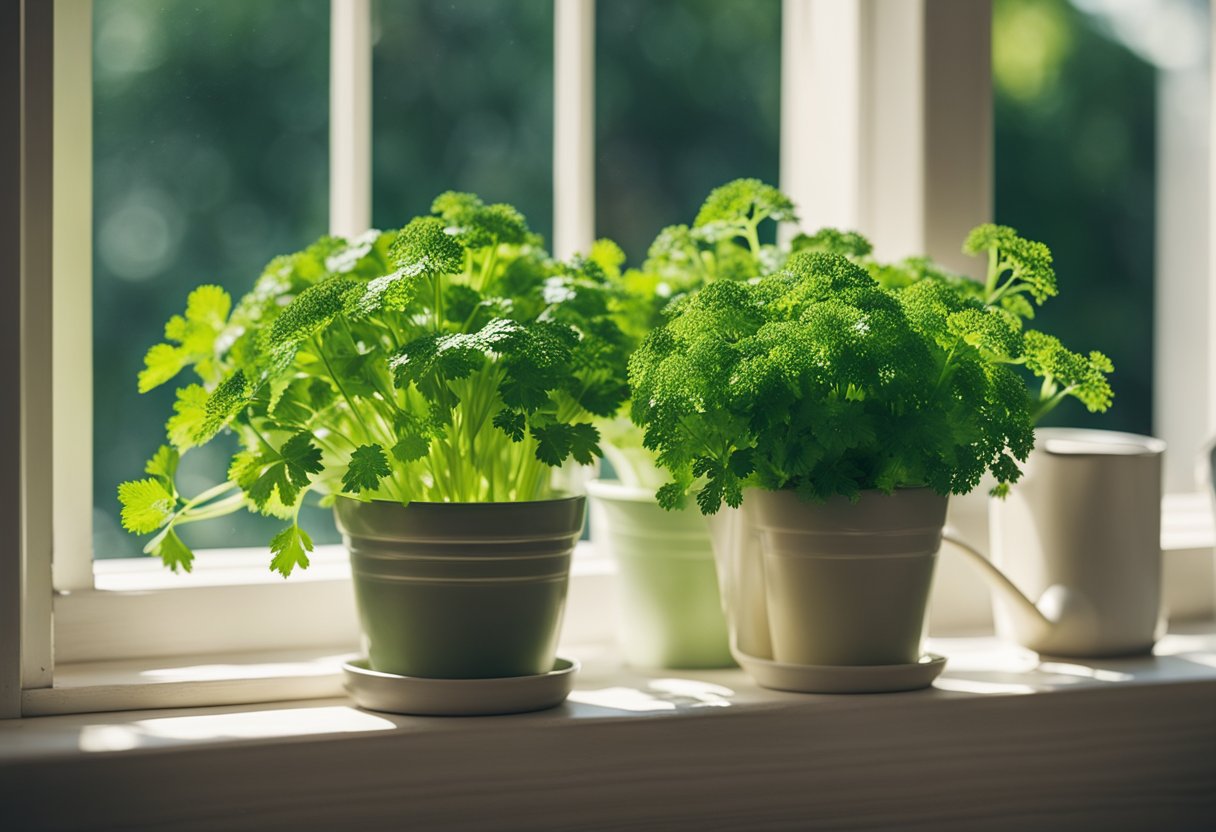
[119,194,628,574]
[630,219,1114,513]
[599,179,800,487]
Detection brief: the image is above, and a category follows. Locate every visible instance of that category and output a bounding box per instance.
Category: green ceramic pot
[587,480,734,669]
[750,488,947,667]
[334,496,585,679]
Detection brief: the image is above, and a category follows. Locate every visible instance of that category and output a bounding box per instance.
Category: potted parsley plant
[586,179,799,670]
[629,223,1113,688]
[118,192,628,682]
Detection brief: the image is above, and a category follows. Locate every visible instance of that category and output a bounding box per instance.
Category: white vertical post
[553,0,595,260]
[1157,63,1210,493]
[860,0,992,274]
[919,0,992,275]
[856,0,929,263]
[1206,4,1216,484]
[53,0,94,593]
[4,0,58,712]
[330,0,372,237]
[781,0,862,235]
[781,0,991,274]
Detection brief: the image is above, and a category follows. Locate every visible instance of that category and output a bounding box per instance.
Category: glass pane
[992,0,1207,437]
[595,0,782,260]
[93,1,331,559]
[371,0,554,240]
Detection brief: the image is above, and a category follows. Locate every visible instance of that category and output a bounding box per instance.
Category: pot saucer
[343,657,579,716]
[733,649,946,694]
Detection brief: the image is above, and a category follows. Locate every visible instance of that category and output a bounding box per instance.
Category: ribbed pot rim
[747,486,947,540]
[336,494,587,509]
[334,494,587,546]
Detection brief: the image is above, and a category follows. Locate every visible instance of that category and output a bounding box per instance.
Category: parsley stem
[176,493,246,525]
[743,219,762,260]
[181,480,242,512]
[312,336,374,439]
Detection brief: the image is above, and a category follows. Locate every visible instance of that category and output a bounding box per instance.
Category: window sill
[4,627,1215,830]
[53,542,614,666]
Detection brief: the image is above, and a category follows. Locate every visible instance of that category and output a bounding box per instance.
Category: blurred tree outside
[371,0,554,239]
[595,0,782,261]
[93,0,331,558]
[93,0,1180,558]
[993,0,1160,435]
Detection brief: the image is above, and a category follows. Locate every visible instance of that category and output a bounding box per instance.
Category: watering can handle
[941,528,1052,627]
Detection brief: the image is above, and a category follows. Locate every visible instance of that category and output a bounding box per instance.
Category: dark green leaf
[342,444,392,493]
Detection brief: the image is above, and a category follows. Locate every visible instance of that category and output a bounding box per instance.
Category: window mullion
[785,0,991,274]
[1208,2,1216,472]
[1,0,24,718]
[5,0,57,712]
[918,0,993,276]
[53,0,95,594]
[780,0,863,237]
[553,0,595,260]
[330,0,372,237]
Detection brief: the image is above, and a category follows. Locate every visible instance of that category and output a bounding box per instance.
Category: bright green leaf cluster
[630,221,1113,513]
[119,194,627,576]
[597,179,802,486]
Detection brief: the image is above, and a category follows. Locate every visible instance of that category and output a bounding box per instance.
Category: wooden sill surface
[2,628,1215,830]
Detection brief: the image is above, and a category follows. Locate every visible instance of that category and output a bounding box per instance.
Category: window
[372,0,554,240]
[992,0,1211,496]
[92,1,332,560]
[594,0,782,259]
[5,0,1208,718]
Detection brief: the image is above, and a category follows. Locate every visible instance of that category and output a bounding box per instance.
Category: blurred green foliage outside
[94,0,1163,558]
[993,0,1156,436]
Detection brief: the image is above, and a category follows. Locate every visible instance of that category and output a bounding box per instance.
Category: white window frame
[4,0,1207,719]
[4,0,616,717]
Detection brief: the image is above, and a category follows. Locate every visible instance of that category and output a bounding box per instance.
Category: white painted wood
[858,0,928,262]
[1155,62,1210,493]
[55,553,362,665]
[785,1,991,275]
[21,648,354,717]
[17,0,56,703]
[919,0,993,275]
[52,0,94,593]
[2,631,1215,829]
[553,0,594,259]
[54,543,614,666]
[1210,5,1216,480]
[329,0,372,237]
[0,0,25,719]
[780,0,862,233]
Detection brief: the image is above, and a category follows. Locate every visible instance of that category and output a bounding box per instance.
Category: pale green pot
[334,496,584,679]
[587,480,734,669]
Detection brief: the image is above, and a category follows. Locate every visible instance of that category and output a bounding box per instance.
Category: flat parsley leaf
[147,527,195,573]
[270,524,314,578]
[244,432,324,510]
[117,478,177,534]
[342,444,392,494]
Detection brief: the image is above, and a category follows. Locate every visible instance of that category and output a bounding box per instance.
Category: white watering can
[709,428,1166,662]
[953,428,1166,657]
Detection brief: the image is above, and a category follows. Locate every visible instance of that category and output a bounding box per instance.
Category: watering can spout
[942,529,1067,647]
